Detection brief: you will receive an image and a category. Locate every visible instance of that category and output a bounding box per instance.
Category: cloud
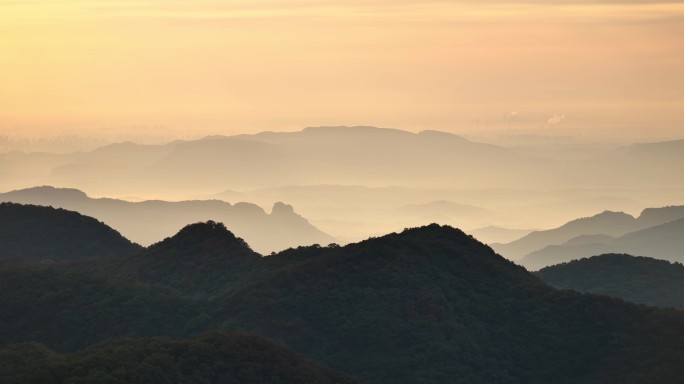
[546,113,566,128]
[505,111,518,118]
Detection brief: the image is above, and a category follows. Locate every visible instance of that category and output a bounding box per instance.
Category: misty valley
[1,127,684,383]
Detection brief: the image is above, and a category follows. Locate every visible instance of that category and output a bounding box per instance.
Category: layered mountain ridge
[3,206,684,382]
[0,186,334,254]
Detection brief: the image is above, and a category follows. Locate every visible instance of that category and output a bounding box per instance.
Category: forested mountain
[111,221,262,295]
[520,218,684,270]
[0,186,334,254]
[536,254,684,308]
[0,202,140,266]
[0,333,358,384]
[4,222,684,383]
[492,206,684,261]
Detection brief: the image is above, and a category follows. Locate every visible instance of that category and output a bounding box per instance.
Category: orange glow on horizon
[1,1,683,141]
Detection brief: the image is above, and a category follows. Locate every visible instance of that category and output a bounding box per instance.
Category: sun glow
[1,1,683,140]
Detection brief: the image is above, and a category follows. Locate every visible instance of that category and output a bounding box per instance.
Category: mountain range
[536,254,684,309]
[491,206,684,266]
[3,203,684,383]
[520,218,684,270]
[0,186,334,254]
[2,126,683,243]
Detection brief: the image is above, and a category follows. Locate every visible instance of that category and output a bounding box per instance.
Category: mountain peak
[3,186,88,201]
[271,201,295,215]
[149,221,257,257]
[0,202,140,265]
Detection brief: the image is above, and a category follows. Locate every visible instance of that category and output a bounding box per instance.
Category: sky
[1,0,683,143]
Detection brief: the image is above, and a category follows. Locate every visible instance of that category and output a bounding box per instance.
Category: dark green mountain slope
[112,221,262,295]
[0,267,200,352]
[4,223,684,383]
[0,332,358,384]
[211,224,684,384]
[536,254,684,308]
[0,202,140,266]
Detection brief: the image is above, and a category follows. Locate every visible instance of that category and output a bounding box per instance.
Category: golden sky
[1,0,683,141]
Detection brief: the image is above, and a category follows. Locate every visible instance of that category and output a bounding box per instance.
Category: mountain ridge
[0,186,334,254]
[0,202,141,266]
[492,205,684,261]
[519,217,684,270]
[536,254,684,309]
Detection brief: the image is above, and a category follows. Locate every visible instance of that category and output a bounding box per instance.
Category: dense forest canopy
[3,205,684,383]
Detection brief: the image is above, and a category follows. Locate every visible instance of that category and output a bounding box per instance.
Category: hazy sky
[2,0,683,142]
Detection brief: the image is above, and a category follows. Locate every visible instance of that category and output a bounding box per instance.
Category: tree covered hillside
[3,219,684,383]
[536,254,684,309]
[0,202,141,266]
[0,332,358,384]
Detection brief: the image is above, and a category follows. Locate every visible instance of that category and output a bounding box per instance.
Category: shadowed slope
[0,332,358,384]
[0,202,140,266]
[113,221,262,295]
[536,254,684,308]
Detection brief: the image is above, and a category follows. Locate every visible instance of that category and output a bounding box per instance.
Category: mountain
[5,223,684,382]
[0,186,335,254]
[0,126,551,197]
[3,128,683,244]
[112,221,262,295]
[4,129,684,199]
[536,254,684,309]
[587,139,684,188]
[209,184,649,244]
[0,332,358,384]
[492,206,684,260]
[207,224,684,383]
[0,202,140,266]
[519,217,684,270]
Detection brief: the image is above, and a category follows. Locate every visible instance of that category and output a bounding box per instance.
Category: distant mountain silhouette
[3,127,683,243]
[492,206,684,261]
[520,217,684,270]
[0,126,550,196]
[0,186,334,254]
[1,333,358,384]
[536,254,684,309]
[5,223,684,382]
[582,138,684,189]
[0,202,140,266]
[3,128,681,198]
[211,184,647,244]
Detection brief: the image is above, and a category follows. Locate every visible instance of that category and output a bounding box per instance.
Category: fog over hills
[1,126,682,243]
[0,186,334,254]
[521,217,684,270]
[491,206,684,262]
